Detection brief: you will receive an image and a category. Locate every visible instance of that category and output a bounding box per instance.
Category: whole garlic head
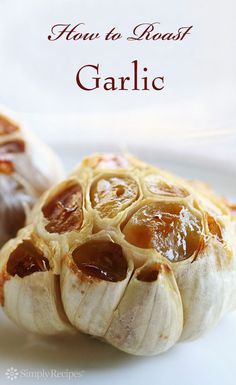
[0,153,236,355]
[0,108,64,247]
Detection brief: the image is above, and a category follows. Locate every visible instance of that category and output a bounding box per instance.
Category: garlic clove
[3,271,71,335]
[61,232,133,337]
[87,170,142,235]
[29,178,93,272]
[173,237,236,340]
[105,259,183,356]
[122,198,204,263]
[90,172,140,219]
[142,171,190,198]
[0,228,71,335]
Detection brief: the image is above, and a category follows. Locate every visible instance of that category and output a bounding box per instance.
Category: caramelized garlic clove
[143,173,189,198]
[61,234,133,337]
[90,172,139,219]
[105,259,183,356]
[42,181,84,234]
[173,237,235,340]
[122,199,203,262]
[30,178,92,265]
[0,230,71,335]
[189,180,230,216]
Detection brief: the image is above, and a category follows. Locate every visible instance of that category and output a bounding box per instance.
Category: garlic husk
[15,127,64,195]
[4,272,71,335]
[0,108,64,247]
[61,231,133,337]
[0,227,71,335]
[105,259,183,356]
[0,108,64,195]
[173,237,236,340]
[0,174,36,247]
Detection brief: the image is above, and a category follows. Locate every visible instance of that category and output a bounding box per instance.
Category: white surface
[0,147,236,385]
[13,111,236,167]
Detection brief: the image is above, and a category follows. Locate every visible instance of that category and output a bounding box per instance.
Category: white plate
[0,147,236,385]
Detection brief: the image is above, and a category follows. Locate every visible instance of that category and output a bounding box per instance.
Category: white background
[0,0,235,160]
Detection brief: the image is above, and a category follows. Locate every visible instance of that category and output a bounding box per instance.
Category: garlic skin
[105,259,183,356]
[1,152,236,355]
[4,270,71,335]
[173,238,236,340]
[0,108,64,247]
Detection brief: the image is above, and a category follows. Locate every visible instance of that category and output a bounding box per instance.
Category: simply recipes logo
[47,22,193,92]
[4,367,85,381]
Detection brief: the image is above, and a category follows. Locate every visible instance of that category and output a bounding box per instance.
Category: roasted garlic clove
[122,199,204,262]
[0,109,64,247]
[189,180,231,217]
[105,259,183,356]
[83,170,142,233]
[89,171,140,219]
[142,172,190,198]
[29,178,93,270]
[61,232,133,337]
[42,181,84,234]
[0,227,71,335]
[173,236,236,340]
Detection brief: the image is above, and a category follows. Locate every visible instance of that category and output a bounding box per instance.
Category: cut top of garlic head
[1,152,236,355]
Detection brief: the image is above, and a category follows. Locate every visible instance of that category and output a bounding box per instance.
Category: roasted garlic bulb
[0,108,63,247]
[0,153,236,356]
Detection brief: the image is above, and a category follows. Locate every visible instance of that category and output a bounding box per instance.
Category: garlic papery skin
[4,271,71,335]
[105,259,183,356]
[0,227,71,335]
[0,108,64,247]
[173,237,236,341]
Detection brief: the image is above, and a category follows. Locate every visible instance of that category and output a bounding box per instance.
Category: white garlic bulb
[0,153,235,354]
[0,108,64,247]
